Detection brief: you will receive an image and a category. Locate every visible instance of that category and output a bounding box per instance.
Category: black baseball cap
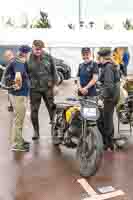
[81,47,91,54]
[19,45,31,54]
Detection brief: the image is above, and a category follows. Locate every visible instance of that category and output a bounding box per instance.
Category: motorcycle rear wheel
[57,71,64,85]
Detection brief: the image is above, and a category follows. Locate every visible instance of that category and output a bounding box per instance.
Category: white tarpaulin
[50,47,81,77]
[0,29,133,76]
[0,29,133,46]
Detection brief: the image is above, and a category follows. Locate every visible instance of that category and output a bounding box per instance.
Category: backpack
[1,63,14,89]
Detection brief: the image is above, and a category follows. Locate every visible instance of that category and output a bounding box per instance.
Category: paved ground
[0,81,133,200]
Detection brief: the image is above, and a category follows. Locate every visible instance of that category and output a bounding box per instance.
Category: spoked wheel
[57,71,64,85]
[51,109,63,146]
[77,126,103,177]
[114,135,129,150]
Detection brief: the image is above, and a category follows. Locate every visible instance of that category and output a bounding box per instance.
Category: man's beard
[33,54,42,62]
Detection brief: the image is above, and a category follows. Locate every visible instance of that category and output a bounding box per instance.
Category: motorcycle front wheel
[77,126,103,177]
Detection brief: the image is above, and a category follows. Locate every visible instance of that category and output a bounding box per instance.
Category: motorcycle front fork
[82,120,86,139]
[81,120,95,139]
[81,120,88,150]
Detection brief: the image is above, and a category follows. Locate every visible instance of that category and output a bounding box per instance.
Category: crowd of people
[1,42,130,152]
[2,40,58,152]
[77,47,129,150]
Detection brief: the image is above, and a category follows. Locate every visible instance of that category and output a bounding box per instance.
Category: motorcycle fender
[87,121,97,126]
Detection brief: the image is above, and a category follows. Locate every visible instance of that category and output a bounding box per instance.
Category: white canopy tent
[0,29,133,76]
[0,29,132,47]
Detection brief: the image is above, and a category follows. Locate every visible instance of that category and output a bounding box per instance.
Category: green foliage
[6,17,14,27]
[123,18,133,30]
[104,23,113,30]
[89,21,95,28]
[31,11,51,28]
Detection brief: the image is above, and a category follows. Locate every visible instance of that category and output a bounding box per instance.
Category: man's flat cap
[32,40,45,48]
[98,48,112,57]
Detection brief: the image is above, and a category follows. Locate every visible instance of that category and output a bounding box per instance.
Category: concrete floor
[0,82,132,200]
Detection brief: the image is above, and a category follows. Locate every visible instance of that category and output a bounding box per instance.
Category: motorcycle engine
[118,94,133,124]
[67,114,82,137]
[119,110,129,124]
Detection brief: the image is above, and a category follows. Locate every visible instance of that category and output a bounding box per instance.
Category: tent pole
[78,0,81,30]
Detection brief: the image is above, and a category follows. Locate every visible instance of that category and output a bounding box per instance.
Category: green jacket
[28,52,58,91]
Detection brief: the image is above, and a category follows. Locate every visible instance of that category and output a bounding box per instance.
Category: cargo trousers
[30,88,56,135]
[103,99,115,148]
[9,95,28,145]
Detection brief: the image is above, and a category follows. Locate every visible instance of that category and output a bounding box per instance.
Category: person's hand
[13,83,22,90]
[79,87,88,95]
[82,87,88,95]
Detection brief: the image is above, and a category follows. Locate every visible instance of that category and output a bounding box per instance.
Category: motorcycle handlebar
[66,97,97,105]
[0,83,17,91]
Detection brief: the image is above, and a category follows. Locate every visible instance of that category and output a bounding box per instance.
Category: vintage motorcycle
[116,77,133,130]
[51,95,103,177]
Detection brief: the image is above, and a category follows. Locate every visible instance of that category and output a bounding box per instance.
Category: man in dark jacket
[3,46,31,151]
[98,48,120,150]
[28,40,58,140]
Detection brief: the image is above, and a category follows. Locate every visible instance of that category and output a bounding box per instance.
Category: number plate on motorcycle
[83,108,96,117]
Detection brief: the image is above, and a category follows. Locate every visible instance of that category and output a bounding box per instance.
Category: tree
[5,17,14,27]
[104,22,113,30]
[31,10,51,28]
[123,18,133,30]
[80,20,84,28]
[89,21,95,29]
[68,23,75,30]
